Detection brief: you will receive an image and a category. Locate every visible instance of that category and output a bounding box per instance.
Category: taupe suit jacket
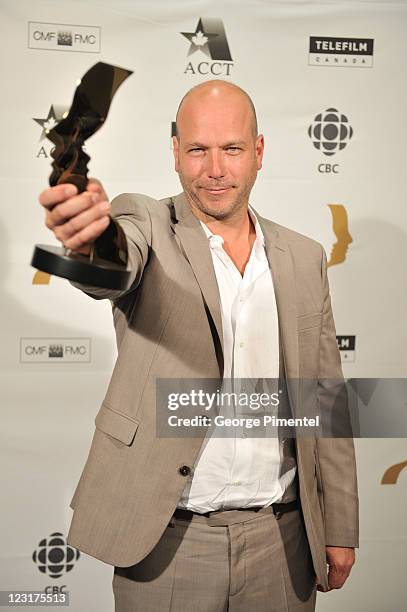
[67,192,359,591]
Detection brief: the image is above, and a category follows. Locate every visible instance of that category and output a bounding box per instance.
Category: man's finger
[315,575,330,593]
[39,183,78,209]
[327,565,350,590]
[87,178,109,201]
[46,192,99,229]
[87,178,103,191]
[54,201,111,242]
[63,216,111,250]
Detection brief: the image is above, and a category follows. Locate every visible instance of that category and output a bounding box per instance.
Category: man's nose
[206,150,225,179]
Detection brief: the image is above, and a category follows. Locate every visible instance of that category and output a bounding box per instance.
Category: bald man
[39,80,358,612]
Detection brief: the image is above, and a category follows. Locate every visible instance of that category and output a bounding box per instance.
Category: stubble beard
[178,170,257,222]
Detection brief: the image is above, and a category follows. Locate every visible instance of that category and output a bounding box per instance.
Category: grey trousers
[113,505,317,612]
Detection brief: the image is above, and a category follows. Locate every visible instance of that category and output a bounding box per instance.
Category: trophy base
[31,244,131,291]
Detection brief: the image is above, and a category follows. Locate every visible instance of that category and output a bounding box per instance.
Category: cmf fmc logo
[308,108,353,174]
[181,18,233,76]
[28,22,101,53]
[20,338,91,363]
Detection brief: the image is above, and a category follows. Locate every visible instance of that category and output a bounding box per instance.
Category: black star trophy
[31,62,132,290]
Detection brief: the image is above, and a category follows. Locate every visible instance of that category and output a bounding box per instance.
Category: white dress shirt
[178,206,297,512]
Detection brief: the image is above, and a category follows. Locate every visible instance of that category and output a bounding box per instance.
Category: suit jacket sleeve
[69,193,152,301]
[316,246,359,548]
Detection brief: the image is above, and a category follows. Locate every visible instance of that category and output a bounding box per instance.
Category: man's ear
[256,134,265,171]
[172,136,180,172]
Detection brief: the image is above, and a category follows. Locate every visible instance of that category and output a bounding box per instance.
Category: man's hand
[317,546,355,592]
[39,178,110,255]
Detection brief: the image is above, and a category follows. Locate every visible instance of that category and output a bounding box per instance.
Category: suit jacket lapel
[254,209,300,416]
[170,193,224,359]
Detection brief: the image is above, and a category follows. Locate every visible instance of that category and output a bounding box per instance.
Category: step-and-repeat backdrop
[1,1,406,610]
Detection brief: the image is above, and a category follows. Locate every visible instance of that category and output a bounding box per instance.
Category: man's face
[173,90,264,221]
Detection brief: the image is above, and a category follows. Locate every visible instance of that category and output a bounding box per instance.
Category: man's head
[173,80,264,221]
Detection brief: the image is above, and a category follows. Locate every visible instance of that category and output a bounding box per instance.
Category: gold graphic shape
[381,460,407,485]
[32,271,51,285]
[327,204,353,267]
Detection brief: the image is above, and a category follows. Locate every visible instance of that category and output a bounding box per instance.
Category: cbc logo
[318,163,339,174]
[308,108,353,157]
[45,585,68,595]
[32,532,80,579]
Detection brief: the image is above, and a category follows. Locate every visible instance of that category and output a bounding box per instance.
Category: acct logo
[181,18,233,76]
[34,105,67,142]
[28,22,101,53]
[20,338,91,363]
[309,36,374,68]
[32,533,80,579]
[33,104,69,159]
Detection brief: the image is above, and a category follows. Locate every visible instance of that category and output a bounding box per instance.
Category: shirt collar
[200,206,266,252]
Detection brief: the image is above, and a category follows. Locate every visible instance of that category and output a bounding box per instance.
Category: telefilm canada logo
[309,36,374,68]
[20,338,91,363]
[32,532,80,579]
[308,108,353,174]
[28,22,101,53]
[336,335,356,363]
[181,18,233,76]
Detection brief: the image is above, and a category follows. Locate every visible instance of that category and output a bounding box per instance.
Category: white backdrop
[1,1,406,610]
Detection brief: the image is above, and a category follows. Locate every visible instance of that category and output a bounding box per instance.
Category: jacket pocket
[94,403,140,446]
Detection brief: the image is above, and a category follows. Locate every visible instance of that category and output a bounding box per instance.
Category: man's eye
[226,147,241,152]
[189,148,204,153]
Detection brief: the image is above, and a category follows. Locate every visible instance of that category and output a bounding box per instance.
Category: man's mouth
[200,186,234,195]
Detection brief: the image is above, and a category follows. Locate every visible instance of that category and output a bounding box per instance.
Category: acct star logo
[33,105,60,141]
[33,104,68,158]
[32,104,68,285]
[181,18,234,77]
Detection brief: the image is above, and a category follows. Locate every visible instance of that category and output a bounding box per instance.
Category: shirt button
[178,465,191,477]
[239,342,244,348]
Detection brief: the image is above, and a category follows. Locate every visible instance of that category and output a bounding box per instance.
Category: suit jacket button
[178,465,191,476]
